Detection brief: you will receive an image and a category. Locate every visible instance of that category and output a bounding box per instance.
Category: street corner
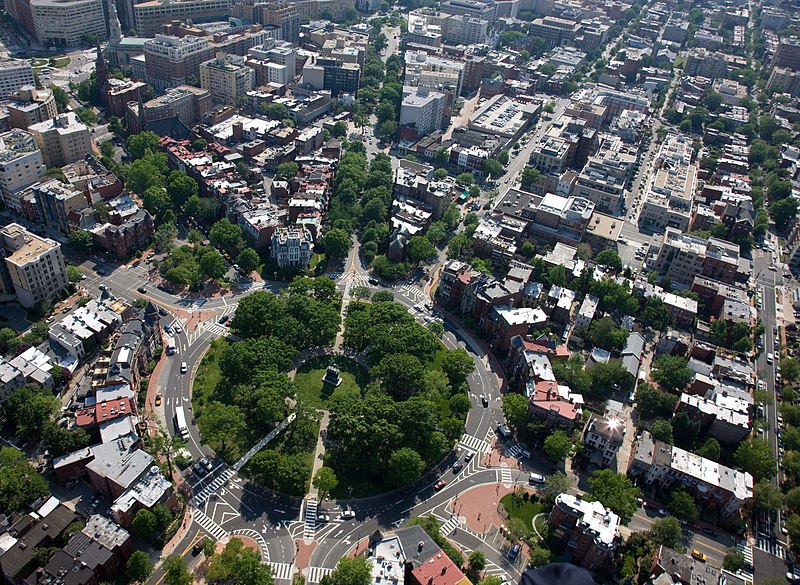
[295,539,317,571]
[344,537,371,559]
[449,482,526,534]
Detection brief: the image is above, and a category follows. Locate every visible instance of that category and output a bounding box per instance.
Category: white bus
[174,406,189,440]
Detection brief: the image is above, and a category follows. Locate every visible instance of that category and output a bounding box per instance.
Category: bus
[174,406,189,440]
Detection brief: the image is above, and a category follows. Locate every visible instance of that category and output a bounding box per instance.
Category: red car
[434,480,447,491]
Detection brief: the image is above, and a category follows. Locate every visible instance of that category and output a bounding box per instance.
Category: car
[192,540,206,556]
[61,306,70,314]
[218,314,229,324]
[368,277,380,285]
[164,324,173,334]
[434,480,447,490]
[702,527,719,538]
[691,550,707,562]
[155,395,162,406]
[46,316,55,323]
[452,462,463,473]
[199,457,213,472]
[770,265,778,271]
[90,495,102,509]
[340,509,355,520]
[137,286,147,294]
[174,324,182,334]
[316,514,331,522]
[657,508,668,517]
[68,403,81,411]
[688,522,702,530]
[193,462,207,477]
[159,307,168,316]
[181,361,188,374]
[464,452,474,462]
[65,478,79,489]
[480,395,489,407]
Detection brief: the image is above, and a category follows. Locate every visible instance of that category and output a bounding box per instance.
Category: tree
[49,84,69,112]
[167,171,198,207]
[207,538,274,585]
[68,229,94,252]
[723,548,745,572]
[324,229,352,259]
[321,556,372,585]
[132,508,158,540]
[770,197,798,231]
[99,140,115,159]
[783,358,800,384]
[521,167,542,189]
[586,317,629,351]
[636,382,678,418]
[544,430,572,460]
[163,556,191,585]
[6,385,59,440]
[734,438,776,481]
[378,120,398,141]
[265,103,288,120]
[543,472,572,507]
[198,247,226,280]
[753,480,784,513]
[66,265,83,284]
[209,218,244,252]
[387,447,424,487]
[312,467,338,501]
[502,393,529,431]
[331,121,348,137]
[408,236,437,263]
[528,547,551,568]
[594,249,623,271]
[448,393,471,420]
[276,162,299,180]
[696,437,721,462]
[651,355,692,392]
[483,158,503,178]
[456,172,474,186]
[668,489,697,522]
[198,402,246,455]
[0,447,50,513]
[587,469,640,524]
[193,138,208,151]
[236,248,260,274]
[372,353,426,400]
[127,550,154,583]
[651,420,673,444]
[441,349,475,389]
[468,551,486,573]
[650,517,682,548]
[142,186,171,220]
[126,131,160,160]
[154,222,178,252]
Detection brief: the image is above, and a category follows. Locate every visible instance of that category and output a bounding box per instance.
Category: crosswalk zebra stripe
[459,434,487,452]
[194,509,228,541]
[498,467,513,485]
[307,567,333,584]
[304,499,318,540]
[270,563,294,581]
[440,516,460,536]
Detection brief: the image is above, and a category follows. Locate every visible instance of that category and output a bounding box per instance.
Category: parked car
[65,479,79,489]
[702,527,719,538]
[193,463,207,477]
[164,323,173,334]
[452,462,463,473]
[199,457,214,472]
[158,307,168,316]
[154,395,162,406]
[434,480,447,490]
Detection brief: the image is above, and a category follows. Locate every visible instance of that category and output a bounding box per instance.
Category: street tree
[132,508,157,540]
[649,517,682,548]
[209,218,244,253]
[636,382,678,418]
[68,229,94,252]
[723,548,745,572]
[126,131,160,160]
[312,467,339,501]
[754,480,784,513]
[207,538,274,585]
[543,472,572,507]
[236,248,260,274]
[387,447,424,487]
[440,348,475,389]
[126,550,154,583]
[199,248,227,280]
[668,489,697,522]
[167,170,198,207]
[543,430,572,460]
[320,556,372,585]
[324,229,352,259]
[468,551,486,574]
[163,556,191,585]
[734,438,776,481]
[502,393,529,431]
[594,249,623,271]
[198,402,246,455]
[408,236,437,263]
[587,469,640,524]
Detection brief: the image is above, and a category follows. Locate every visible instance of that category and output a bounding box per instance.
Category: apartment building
[573,293,598,334]
[0,60,35,98]
[404,50,465,100]
[251,1,300,44]
[572,135,636,215]
[583,412,625,467]
[529,16,582,48]
[653,227,740,288]
[7,86,58,129]
[638,134,697,232]
[0,223,68,308]
[684,47,729,80]
[29,0,106,46]
[775,38,800,71]
[133,0,232,36]
[400,86,446,139]
[676,393,750,445]
[126,85,212,134]
[34,179,88,234]
[0,129,45,213]
[28,112,92,168]
[143,34,214,91]
[548,493,621,571]
[629,430,753,516]
[271,225,313,267]
[301,57,360,96]
[200,53,255,105]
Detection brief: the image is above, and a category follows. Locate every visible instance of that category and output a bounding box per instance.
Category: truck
[167,339,176,356]
[174,406,189,440]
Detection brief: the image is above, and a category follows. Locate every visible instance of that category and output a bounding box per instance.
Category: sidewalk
[307,411,330,499]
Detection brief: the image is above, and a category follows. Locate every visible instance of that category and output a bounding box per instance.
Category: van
[496,424,512,438]
[529,473,545,484]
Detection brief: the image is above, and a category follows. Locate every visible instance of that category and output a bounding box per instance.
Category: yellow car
[155,395,162,407]
[691,550,707,562]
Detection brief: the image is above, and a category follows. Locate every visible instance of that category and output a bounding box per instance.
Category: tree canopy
[587,469,640,524]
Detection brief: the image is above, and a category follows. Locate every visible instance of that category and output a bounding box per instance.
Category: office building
[0,223,69,308]
[0,129,45,213]
[271,225,313,268]
[253,1,300,44]
[28,112,92,168]
[549,493,621,571]
[573,135,636,215]
[0,60,35,99]
[143,34,214,91]
[133,0,232,36]
[775,38,800,71]
[529,16,582,48]
[200,53,255,105]
[638,134,697,232]
[302,57,360,96]
[400,86,446,139]
[28,0,106,46]
[653,227,740,288]
[7,86,58,129]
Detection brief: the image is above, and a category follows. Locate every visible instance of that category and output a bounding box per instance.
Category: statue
[321,359,342,387]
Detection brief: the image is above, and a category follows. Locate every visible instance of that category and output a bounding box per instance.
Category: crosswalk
[756,535,785,558]
[194,509,229,541]
[306,567,333,584]
[303,499,318,540]
[270,563,294,581]
[398,284,426,301]
[498,467,513,485]
[735,542,753,583]
[192,468,235,506]
[440,515,461,536]
[505,444,522,458]
[459,434,489,453]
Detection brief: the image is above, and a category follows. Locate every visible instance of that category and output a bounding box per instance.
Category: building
[775,38,800,71]
[0,60,35,98]
[583,412,625,467]
[200,52,255,105]
[302,56,360,97]
[653,227,740,288]
[253,1,300,44]
[549,493,621,571]
[573,293,598,335]
[638,134,697,232]
[407,548,472,585]
[33,178,88,234]
[468,95,539,140]
[400,86,446,140]
[143,34,214,92]
[28,0,106,46]
[0,129,45,212]
[7,86,58,129]
[572,135,636,215]
[628,430,753,516]
[684,47,728,81]
[49,297,124,359]
[527,379,583,428]
[271,225,313,268]
[28,112,92,168]
[133,0,232,36]
[0,223,68,307]
[676,393,750,445]
[529,16,582,48]
[126,85,212,134]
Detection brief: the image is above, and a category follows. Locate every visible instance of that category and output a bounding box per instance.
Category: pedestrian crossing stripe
[194,509,228,541]
[270,563,294,581]
[498,467,513,485]
[303,499,318,540]
[459,434,488,453]
[192,468,234,506]
[440,516,460,536]
[307,567,333,584]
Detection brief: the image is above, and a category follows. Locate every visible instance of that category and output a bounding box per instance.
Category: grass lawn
[293,355,368,409]
[501,494,542,531]
[50,56,70,68]
[192,337,227,418]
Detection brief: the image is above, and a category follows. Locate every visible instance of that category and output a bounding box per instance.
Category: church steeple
[108,0,122,44]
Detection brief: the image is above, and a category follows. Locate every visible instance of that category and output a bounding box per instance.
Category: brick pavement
[296,540,317,571]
